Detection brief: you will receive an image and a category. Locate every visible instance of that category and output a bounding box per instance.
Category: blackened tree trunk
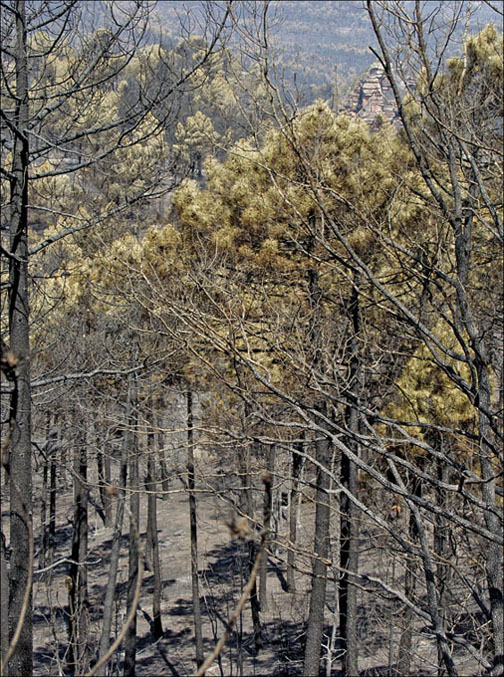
[259,444,275,611]
[40,419,57,572]
[97,428,128,666]
[48,427,57,571]
[397,493,417,676]
[304,219,332,676]
[303,433,331,677]
[187,390,204,666]
[146,434,163,638]
[97,441,113,528]
[339,449,359,677]
[240,440,263,653]
[434,451,452,675]
[123,370,140,677]
[1,530,8,677]
[40,450,48,571]
[287,442,304,593]
[339,274,361,677]
[156,411,170,500]
[8,3,32,674]
[67,419,89,675]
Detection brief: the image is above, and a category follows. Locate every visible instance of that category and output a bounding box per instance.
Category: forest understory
[4,440,486,677]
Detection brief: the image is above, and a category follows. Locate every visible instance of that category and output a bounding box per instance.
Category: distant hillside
[266,1,377,104]
[151,0,500,106]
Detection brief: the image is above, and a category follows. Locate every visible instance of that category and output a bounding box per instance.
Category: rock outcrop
[343,62,398,126]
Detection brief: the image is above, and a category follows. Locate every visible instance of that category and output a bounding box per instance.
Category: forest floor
[30,457,314,676]
[18,450,481,676]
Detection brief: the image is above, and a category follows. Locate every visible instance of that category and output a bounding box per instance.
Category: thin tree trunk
[146,434,163,638]
[144,437,153,573]
[396,472,420,675]
[303,433,331,677]
[434,451,451,675]
[156,412,170,500]
[453,170,502,675]
[39,421,57,574]
[339,449,359,677]
[187,390,204,666]
[98,375,132,671]
[97,440,128,666]
[123,371,139,677]
[40,422,57,573]
[1,530,8,677]
[287,442,304,592]
[40,453,48,571]
[48,429,57,570]
[259,444,275,611]
[8,2,33,674]
[67,418,89,675]
[339,274,361,677]
[97,444,113,528]
[240,440,262,653]
[390,461,457,676]
[304,218,331,676]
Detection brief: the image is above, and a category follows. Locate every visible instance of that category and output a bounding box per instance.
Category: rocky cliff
[343,62,399,126]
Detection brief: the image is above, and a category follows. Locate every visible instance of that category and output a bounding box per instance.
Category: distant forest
[151,0,499,104]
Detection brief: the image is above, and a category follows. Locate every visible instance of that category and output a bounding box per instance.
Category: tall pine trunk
[146,433,163,638]
[241,439,262,653]
[1,530,8,677]
[8,2,33,674]
[123,371,139,677]
[156,410,170,500]
[434,451,452,675]
[287,442,304,593]
[259,444,275,610]
[187,390,204,666]
[98,374,132,672]
[40,451,48,571]
[97,417,129,668]
[339,273,361,677]
[67,418,89,675]
[303,433,331,677]
[397,494,417,676]
[304,217,331,676]
[97,439,113,528]
[47,422,57,572]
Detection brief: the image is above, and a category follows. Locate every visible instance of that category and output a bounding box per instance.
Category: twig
[34,557,101,576]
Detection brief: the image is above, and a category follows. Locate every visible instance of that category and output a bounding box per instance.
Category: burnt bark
[8,5,32,675]
[123,371,140,677]
[287,441,304,593]
[97,434,128,667]
[146,433,163,638]
[239,436,262,653]
[47,425,57,572]
[67,420,89,676]
[397,481,419,675]
[1,531,8,677]
[259,443,275,610]
[97,443,113,528]
[156,411,170,500]
[303,433,331,677]
[187,390,204,666]
[434,451,452,675]
[339,276,361,677]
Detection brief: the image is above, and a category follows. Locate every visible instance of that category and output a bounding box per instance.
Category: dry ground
[3,450,483,676]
